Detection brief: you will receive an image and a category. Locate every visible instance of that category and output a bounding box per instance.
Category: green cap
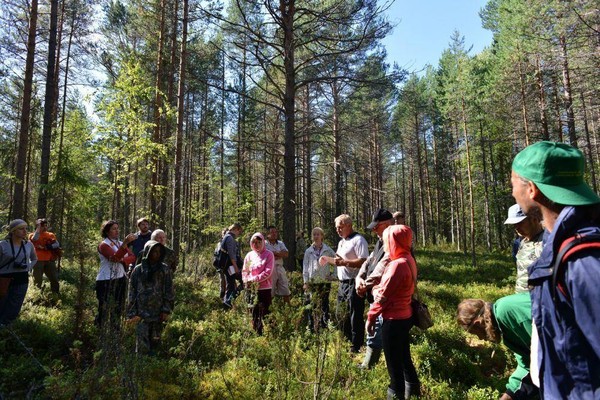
[512,141,600,205]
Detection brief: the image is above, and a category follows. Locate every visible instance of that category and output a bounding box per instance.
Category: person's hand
[366,319,375,336]
[124,233,137,245]
[499,393,513,400]
[127,316,142,324]
[303,283,309,292]
[159,313,169,322]
[356,286,366,297]
[355,276,366,292]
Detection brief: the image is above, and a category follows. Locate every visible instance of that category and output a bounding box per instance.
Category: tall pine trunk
[12,0,39,220]
[559,35,577,146]
[37,0,60,218]
[151,0,167,224]
[461,99,476,266]
[172,0,188,259]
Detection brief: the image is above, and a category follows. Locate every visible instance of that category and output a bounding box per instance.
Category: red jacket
[367,225,416,322]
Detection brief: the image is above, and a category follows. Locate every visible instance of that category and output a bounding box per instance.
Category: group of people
[2,141,599,398]
[95,218,175,354]
[214,209,419,399]
[0,214,178,355]
[457,141,600,400]
[214,142,600,400]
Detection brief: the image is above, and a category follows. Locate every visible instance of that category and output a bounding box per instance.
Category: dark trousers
[382,318,419,395]
[33,260,60,293]
[218,269,226,300]
[251,289,272,335]
[0,274,28,325]
[95,277,127,328]
[136,320,164,354]
[305,283,331,332]
[224,271,243,305]
[337,279,365,352]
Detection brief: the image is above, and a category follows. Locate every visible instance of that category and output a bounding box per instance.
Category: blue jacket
[528,206,600,399]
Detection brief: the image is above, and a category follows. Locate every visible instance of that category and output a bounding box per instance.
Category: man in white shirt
[334,214,369,353]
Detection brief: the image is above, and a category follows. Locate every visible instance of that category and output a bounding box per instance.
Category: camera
[13,261,28,269]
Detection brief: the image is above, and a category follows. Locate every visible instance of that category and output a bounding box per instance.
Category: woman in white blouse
[302,227,336,331]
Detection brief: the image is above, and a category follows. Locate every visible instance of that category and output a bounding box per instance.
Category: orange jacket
[29,231,59,262]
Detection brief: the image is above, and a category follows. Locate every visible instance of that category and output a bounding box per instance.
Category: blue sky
[381,0,493,73]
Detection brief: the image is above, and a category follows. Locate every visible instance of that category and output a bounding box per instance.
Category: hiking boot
[387,387,399,400]
[405,381,421,398]
[359,346,382,369]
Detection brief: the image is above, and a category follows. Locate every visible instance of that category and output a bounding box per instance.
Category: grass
[0,246,519,399]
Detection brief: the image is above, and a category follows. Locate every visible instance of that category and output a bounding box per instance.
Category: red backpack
[551,233,600,302]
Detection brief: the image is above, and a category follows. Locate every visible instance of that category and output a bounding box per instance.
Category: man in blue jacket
[511,141,600,399]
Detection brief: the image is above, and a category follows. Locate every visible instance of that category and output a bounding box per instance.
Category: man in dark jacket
[222,223,243,308]
[511,141,600,399]
[130,217,153,257]
[127,240,174,354]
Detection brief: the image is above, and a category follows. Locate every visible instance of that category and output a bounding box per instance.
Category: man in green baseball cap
[510,141,600,399]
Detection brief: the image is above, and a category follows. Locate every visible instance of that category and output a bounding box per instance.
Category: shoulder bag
[408,260,433,330]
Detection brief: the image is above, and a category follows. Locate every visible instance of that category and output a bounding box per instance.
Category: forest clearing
[1,0,599,398]
[1,246,517,399]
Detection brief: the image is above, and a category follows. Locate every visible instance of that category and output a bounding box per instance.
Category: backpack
[551,232,600,302]
[213,238,229,271]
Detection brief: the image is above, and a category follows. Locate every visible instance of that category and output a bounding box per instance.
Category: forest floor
[0,245,519,399]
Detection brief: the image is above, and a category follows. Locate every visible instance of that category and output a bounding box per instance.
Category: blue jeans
[0,276,29,325]
[366,311,383,349]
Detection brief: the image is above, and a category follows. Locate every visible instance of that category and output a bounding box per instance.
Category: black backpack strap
[551,233,600,302]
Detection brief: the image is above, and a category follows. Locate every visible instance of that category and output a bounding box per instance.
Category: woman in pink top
[242,233,274,335]
[366,224,420,399]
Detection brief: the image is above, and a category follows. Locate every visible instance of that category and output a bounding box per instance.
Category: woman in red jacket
[366,224,420,399]
[96,220,137,328]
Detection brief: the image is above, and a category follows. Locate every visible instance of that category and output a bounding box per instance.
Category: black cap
[367,209,393,229]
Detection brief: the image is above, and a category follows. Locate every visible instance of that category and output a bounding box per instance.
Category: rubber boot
[404,381,421,398]
[387,387,399,400]
[360,346,382,369]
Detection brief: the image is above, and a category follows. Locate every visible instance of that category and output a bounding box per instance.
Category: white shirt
[265,240,288,269]
[97,238,126,281]
[303,242,336,283]
[336,232,369,280]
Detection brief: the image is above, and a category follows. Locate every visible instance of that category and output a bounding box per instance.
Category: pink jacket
[367,225,416,322]
[242,233,274,290]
